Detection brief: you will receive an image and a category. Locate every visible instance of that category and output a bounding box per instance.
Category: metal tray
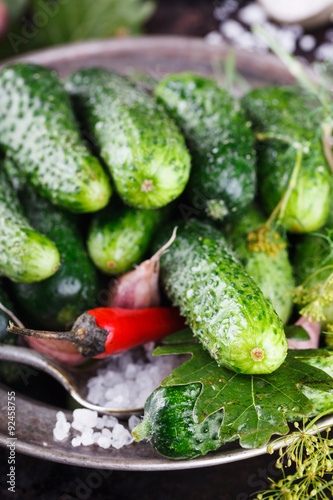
[0,36,323,470]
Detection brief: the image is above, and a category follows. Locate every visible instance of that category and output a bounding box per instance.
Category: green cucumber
[11,189,99,330]
[155,72,256,221]
[132,383,226,459]
[224,205,295,324]
[158,219,288,374]
[241,86,331,233]
[65,68,191,209]
[87,205,163,275]
[0,168,60,283]
[133,353,333,459]
[0,63,111,213]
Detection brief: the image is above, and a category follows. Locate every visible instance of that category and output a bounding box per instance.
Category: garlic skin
[109,228,177,309]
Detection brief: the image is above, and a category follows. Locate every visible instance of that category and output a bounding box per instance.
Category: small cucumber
[12,189,99,330]
[133,353,333,459]
[65,68,191,209]
[0,168,60,283]
[87,205,162,275]
[241,86,331,233]
[224,205,295,324]
[158,219,288,374]
[132,383,225,459]
[155,72,256,221]
[0,63,111,213]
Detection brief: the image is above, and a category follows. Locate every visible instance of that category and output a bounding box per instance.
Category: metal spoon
[0,343,143,418]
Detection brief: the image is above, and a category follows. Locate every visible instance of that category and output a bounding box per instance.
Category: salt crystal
[238,3,267,25]
[81,432,95,446]
[72,409,98,429]
[128,415,141,431]
[315,43,333,62]
[96,417,106,429]
[214,0,238,21]
[103,416,118,428]
[205,32,223,46]
[101,428,112,438]
[299,34,316,52]
[53,422,70,441]
[124,362,138,379]
[97,435,112,449]
[112,424,133,449]
[93,432,102,443]
[53,413,70,441]
[71,436,82,447]
[56,411,67,422]
[220,19,245,41]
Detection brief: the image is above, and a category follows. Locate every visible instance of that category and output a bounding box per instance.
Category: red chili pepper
[7,307,185,358]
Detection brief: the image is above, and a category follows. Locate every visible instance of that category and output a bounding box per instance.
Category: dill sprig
[247,224,286,258]
[256,411,333,500]
[292,228,333,323]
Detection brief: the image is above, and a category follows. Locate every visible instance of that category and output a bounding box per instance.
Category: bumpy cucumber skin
[65,68,191,209]
[155,72,256,220]
[0,63,111,213]
[241,86,331,233]
[158,220,288,374]
[132,383,225,459]
[241,86,320,143]
[12,190,99,330]
[87,205,162,275]
[0,169,60,283]
[224,205,295,324]
[258,141,331,233]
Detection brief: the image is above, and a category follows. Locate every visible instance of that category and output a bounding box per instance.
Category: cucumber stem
[132,417,151,442]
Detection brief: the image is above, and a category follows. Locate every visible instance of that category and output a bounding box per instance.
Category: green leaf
[154,342,333,449]
[162,328,194,345]
[285,325,310,341]
[30,0,155,47]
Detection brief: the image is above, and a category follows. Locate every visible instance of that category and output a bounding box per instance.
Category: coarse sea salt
[53,346,186,450]
[53,408,134,450]
[86,347,185,409]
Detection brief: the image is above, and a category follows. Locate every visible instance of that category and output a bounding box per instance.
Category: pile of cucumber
[0,63,332,458]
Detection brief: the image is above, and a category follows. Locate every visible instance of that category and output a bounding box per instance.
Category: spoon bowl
[0,344,143,417]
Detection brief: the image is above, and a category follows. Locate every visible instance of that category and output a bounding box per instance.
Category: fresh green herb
[256,411,333,499]
[31,0,155,45]
[154,336,333,449]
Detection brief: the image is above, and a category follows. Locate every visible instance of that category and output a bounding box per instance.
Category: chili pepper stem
[7,312,109,358]
[7,321,80,342]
